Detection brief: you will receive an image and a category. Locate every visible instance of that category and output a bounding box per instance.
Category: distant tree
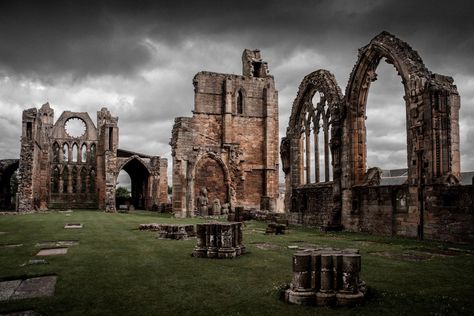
[168,185,172,194]
[116,186,131,198]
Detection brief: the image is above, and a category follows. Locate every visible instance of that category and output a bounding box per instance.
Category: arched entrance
[0,160,19,210]
[117,157,150,210]
[193,154,229,213]
[343,31,460,187]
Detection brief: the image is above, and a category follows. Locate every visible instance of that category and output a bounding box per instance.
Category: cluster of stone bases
[193,222,245,259]
[285,249,366,307]
[139,223,196,240]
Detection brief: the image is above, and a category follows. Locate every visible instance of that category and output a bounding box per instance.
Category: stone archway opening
[0,162,19,210]
[365,58,408,181]
[117,158,150,210]
[194,155,227,213]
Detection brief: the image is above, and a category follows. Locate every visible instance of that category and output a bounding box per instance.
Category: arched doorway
[0,160,19,210]
[117,158,150,210]
[193,155,228,212]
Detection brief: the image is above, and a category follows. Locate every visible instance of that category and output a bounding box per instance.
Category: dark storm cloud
[2,0,474,80]
[0,0,473,174]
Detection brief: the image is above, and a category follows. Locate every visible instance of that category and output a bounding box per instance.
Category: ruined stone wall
[171,49,279,217]
[282,32,469,243]
[424,184,474,243]
[159,158,169,205]
[286,183,334,226]
[17,104,168,212]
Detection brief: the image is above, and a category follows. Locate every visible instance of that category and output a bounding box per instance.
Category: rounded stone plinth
[285,289,316,305]
[336,291,364,306]
[316,291,336,306]
[218,248,237,259]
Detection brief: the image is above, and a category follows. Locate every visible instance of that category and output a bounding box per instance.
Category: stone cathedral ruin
[170,49,279,218]
[0,31,472,244]
[11,104,168,212]
[281,31,473,243]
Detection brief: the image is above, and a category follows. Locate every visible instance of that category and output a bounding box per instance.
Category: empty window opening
[72,167,78,193]
[81,144,87,163]
[366,59,407,176]
[26,122,32,139]
[252,62,262,77]
[90,144,96,162]
[109,127,114,151]
[89,169,96,193]
[51,167,60,193]
[300,91,333,185]
[62,168,69,193]
[53,143,60,163]
[80,168,87,193]
[63,143,69,162]
[72,144,78,163]
[237,90,244,114]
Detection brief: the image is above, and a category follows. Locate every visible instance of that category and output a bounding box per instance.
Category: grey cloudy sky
[1,0,474,182]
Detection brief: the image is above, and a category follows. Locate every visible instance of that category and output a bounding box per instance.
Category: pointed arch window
[53,143,60,163]
[81,168,87,193]
[63,167,69,193]
[90,144,96,162]
[236,90,244,114]
[63,143,69,162]
[81,144,87,163]
[300,92,333,184]
[72,144,79,162]
[72,167,78,193]
[89,169,96,193]
[51,166,60,193]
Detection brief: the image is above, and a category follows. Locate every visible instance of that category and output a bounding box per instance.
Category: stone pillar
[286,251,316,305]
[206,223,218,258]
[218,224,236,258]
[316,254,336,306]
[336,254,364,306]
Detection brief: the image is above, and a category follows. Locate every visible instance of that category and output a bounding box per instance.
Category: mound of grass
[0,210,473,315]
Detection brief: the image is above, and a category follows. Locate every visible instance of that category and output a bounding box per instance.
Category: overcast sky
[1,0,473,183]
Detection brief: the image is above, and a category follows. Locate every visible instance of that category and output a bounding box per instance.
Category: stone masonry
[171,49,279,217]
[16,103,168,212]
[281,31,473,243]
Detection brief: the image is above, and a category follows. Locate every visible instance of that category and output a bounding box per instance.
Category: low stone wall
[193,222,245,258]
[139,223,196,240]
[285,248,366,307]
[287,183,334,226]
[424,184,474,243]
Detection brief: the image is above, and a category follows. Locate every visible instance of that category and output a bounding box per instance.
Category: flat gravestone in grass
[64,223,82,229]
[0,244,23,248]
[36,248,68,256]
[0,276,57,301]
[35,240,79,248]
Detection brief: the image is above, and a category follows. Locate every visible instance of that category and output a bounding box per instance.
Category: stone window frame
[298,91,333,185]
[234,87,246,116]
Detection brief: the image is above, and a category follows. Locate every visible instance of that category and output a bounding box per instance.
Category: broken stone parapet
[193,222,245,259]
[285,248,366,307]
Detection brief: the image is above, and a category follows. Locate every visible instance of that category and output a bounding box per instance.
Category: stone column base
[336,291,364,306]
[285,289,316,305]
[316,291,336,306]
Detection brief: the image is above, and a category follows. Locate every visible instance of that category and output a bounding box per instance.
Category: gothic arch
[234,87,247,114]
[116,156,152,210]
[283,69,343,186]
[343,31,459,186]
[191,152,231,213]
[281,69,344,225]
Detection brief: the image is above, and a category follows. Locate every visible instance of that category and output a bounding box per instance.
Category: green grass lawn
[0,210,473,315]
